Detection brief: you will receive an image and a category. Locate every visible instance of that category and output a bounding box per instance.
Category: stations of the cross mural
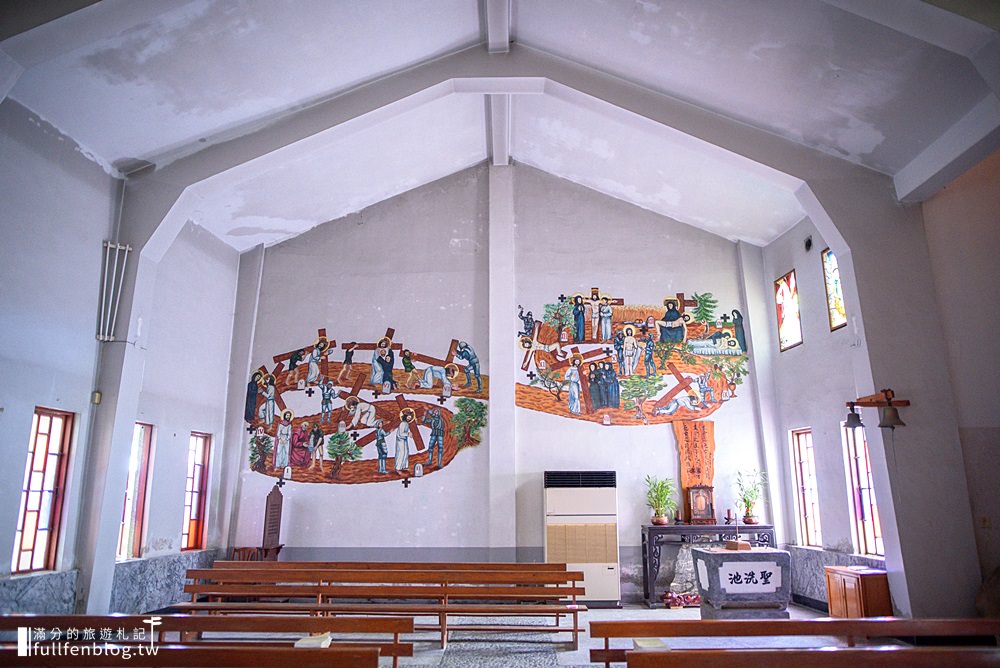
[515,287,750,426]
[245,327,488,487]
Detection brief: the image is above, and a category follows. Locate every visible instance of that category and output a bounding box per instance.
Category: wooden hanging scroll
[673,420,716,524]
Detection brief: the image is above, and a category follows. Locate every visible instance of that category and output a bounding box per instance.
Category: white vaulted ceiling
[2,0,998,250]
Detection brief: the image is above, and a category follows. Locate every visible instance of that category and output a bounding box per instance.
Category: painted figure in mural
[565,357,582,415]
[419,364,457,395]
[394,409,414,472]
[306,339,328,385]
[337,342,358,384]
[258,375,277,425]
[657,299,686,343]
[599,297,613,341]
[401,350,420,388]
[346,396,378,429]
[455,341,481,392]
[245,371,262,422]
[373,419,389,474]
[732,309,747,352]
[613,331,625,375]
[422,407,445,468]
[590,294,600,342]
[642,333,657,378]
[572,295,586,343]
[287,348,305,385]
[602,360,621,409]
[588,362,606,410]
[290,421,312,466]
[308,422,325,471]
[319,377,336,423]
[275,410,293,469]
[377,345,396,391]
[517,305,535,338]
[623,326,639,376]
[652,393,700,416]
[695,372,716,405]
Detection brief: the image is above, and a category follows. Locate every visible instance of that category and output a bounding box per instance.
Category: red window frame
[844,426,884,556]
[791,428,822,547]
[12,407,74,573]
[117,422,153,560]
[181,432,211,550]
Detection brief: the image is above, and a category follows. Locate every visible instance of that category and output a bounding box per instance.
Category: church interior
[1,1,999,665]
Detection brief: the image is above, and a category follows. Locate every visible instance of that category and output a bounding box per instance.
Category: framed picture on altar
[687,485,715,524]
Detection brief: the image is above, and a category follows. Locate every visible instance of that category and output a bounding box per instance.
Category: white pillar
[487,164,517,553]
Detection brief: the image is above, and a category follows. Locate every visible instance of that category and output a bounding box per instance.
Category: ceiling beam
[894,93,1000,201]
[488,94,511,166]
[485,0,511,54]
[0,48,24,105]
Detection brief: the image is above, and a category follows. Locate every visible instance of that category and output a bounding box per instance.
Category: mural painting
[246,327,488,485]
[515,288,750,425]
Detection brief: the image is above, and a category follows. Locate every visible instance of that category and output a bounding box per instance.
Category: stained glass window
[822,248,847,330]
[774,269,803,351]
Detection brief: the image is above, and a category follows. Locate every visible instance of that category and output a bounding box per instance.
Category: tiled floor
[394,602,839,667]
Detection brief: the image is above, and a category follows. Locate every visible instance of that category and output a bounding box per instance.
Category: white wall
[512,166,766,550]
[0,99,112,578]
[136,222,239,557]
[233,164,491,550]
[922,148,1000,578]
[762,218,862,553]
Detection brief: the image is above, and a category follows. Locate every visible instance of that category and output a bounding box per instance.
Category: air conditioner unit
[543,470,620,606]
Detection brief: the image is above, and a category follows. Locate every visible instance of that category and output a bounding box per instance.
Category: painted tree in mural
[653,341,676,370]
[530,367,568,400]
[248,432,273,473]
[543,301,574,338]
[692,292,718,332]
[716,356,749,386]
[451,398,488,449]
[326,432,362,479]
[620,374,668,423]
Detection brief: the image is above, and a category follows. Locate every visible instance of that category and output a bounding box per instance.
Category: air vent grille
[544,470,616,488]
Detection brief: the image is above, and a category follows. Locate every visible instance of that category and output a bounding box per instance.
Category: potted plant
[736,469,767,524]
[644,474,677,525]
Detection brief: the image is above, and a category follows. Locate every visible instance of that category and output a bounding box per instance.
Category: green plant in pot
[736,469,767,524]
[644,475,677,525]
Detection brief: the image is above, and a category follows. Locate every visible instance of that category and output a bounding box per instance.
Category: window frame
[181,432,211,551]
[790,428,822,547]
[116,422,153,561]
[844,425,885,556]
[12,407,74,574]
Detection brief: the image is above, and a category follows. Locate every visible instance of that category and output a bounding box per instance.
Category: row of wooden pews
[590,618,1000,667]
[179,559,587,649]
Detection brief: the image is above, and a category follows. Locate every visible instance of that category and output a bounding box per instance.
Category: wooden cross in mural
[588,287,625,341]
[272,329,336,381]
[519,322,567,371]
[549,345,610,372]
[673,293,699,314]
[407,339,460,368]
[346,327,403,354]
[652,361,698,410]
[351,394,426,452]
[253,363,289,414]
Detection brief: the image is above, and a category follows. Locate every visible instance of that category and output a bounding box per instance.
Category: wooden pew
[1,614,408,668]
[590,618,1000,666]
[625,646,1000,667]
[181,567,587,648]
[0,644,378,667]
[211,560,569,571]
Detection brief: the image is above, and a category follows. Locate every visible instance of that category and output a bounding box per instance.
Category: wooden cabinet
[825,565,892,617]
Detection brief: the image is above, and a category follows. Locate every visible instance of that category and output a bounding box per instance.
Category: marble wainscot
[110,549,219,614]
[693,547,791,619]
[0,569,78,614]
